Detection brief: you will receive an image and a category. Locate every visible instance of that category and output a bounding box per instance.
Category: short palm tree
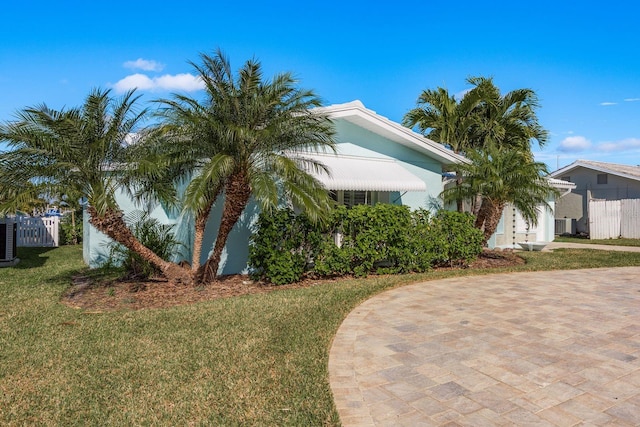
[0,89,191,283]
[442,146,556,245]
[143,50,336,283]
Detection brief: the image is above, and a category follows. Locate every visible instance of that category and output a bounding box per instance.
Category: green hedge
[249,205,483,284]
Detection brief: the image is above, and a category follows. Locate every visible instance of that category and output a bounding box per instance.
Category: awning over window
[299,153,428,192]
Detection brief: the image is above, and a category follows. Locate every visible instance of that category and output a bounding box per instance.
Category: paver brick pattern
[329,267,640,426]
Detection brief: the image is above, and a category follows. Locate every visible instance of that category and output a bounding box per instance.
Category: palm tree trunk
[472,194,483,217]
[474,198,492,230]
[191,206,212,280]
[481,201,505,246]
[455,177,464,212]
[200,173,251,283]
[71,209,77,245]
[87,206,191,284]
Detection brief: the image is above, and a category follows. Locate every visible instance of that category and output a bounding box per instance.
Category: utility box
[554,218,577,235]
[0,219,19,267]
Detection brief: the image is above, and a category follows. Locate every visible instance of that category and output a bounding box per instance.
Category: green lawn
[554,236,640,246]
[2,246,640,425]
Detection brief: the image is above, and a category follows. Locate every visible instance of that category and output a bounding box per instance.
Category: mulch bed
[62,249,524,312]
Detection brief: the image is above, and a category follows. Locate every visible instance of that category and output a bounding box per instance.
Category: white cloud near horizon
[123,58,164,72]
[113,73,204,93]
[597,138,640,152]
[624,98,640,102]
[600,102,617,106]
[559,136,591,152]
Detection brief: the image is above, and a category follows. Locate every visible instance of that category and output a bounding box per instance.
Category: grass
[3,246,640,425]
[554,236,640,246]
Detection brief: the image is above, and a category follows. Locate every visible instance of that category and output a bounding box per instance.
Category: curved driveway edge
[329,267,640,426]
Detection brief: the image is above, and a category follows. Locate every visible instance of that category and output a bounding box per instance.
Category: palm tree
[144,50,336,283]
[405,77,549,217]
[403,79,487,211]
[0,179,48,216]
[403,84,484,154]
[442,146,557,245]
[404,77,548,154]
[466,76,548,154]
[0,89,191,283]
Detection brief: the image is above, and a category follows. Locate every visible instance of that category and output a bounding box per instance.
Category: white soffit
[299,153,427,192]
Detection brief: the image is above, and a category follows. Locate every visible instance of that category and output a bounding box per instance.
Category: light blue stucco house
[84,100,465,273]
[83,100,568,272]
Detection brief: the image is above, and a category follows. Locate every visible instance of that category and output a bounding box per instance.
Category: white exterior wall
[490,197,555,248]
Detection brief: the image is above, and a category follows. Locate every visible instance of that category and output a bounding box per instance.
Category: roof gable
[313,100,466,165]
[550,160,640,182]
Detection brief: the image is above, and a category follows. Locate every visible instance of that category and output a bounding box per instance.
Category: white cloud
[596,138,640,152]
[454,88,471,100]
[600,102,617,106]
[112,73,204,93]
[123,58,164,72]
[559,136,591,152]
[624,98,640,102]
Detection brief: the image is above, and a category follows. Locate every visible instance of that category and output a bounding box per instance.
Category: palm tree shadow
[12,247,57,269]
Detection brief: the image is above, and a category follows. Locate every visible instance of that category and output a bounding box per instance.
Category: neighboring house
[84,100,465,273]
[488,178,576,248]
[550,160,640,234]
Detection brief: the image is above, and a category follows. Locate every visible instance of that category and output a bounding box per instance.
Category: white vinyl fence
[588,199,640,239]
[16,217,60,247]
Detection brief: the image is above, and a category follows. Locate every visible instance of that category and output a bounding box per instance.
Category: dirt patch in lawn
[62,249,523,312]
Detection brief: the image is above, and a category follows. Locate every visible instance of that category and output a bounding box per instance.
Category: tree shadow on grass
[12,247,58,269]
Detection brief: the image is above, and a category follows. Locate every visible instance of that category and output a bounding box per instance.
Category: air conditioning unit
[554,218,576,235]
[0,219,19,267]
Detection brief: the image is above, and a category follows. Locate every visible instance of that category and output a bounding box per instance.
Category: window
[597,173,608,185]
[333,190,390,207]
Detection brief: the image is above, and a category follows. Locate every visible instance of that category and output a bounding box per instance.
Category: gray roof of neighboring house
[550,159,640,182]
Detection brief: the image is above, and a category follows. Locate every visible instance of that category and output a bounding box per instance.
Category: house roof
[548,177,576,190]
[296,152,427,192]
[313,100,467,165]
[550,160,640,182]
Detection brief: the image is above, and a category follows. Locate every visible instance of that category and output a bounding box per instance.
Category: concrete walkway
[329,267,640,426]
[544,241,640,252]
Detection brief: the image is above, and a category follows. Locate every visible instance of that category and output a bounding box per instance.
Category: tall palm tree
[0,89,191,283]
[403,84,484,154]
[144,50,336,283]
[403,79,487,211]
[405,77,549,218]
[467,76,548,154]
[442,146,556,245]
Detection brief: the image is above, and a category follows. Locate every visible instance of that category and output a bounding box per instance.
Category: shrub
[428,210,484,267]
[108,211,183,280]
[248,205,484,284]
[248,209,321,285]
[59,210,83,245]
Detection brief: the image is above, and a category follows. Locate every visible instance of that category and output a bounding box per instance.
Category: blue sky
[1,0,638,171]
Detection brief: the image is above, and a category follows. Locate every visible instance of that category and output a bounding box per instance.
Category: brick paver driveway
[329,267,640,426]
